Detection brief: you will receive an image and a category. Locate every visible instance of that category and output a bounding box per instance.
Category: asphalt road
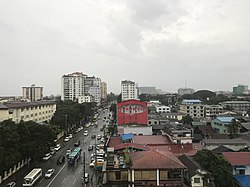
[0,109,111,187]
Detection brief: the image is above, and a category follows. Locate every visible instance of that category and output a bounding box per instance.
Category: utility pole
[83,151,86,187]
[65,115,68,136]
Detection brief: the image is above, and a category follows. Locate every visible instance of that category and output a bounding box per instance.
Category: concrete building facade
[0,101,56,124]
[180,99,205,118]
[121,80,138,101]
[22,84,43,101]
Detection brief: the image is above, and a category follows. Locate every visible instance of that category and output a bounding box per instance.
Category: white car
[69,134,73,139]
[43,153,52,161]
[89,161,95,167]
[64,137,70,142]
[84,130,88,136]
[54,144,61,151]
[45,169,55,178]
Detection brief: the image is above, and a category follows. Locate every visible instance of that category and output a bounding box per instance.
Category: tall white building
[22,84,43,101]
[61,72,86,101]
[121,80,138,101]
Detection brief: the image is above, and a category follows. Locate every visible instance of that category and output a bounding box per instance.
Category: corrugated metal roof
[121,133,134,141]
[216,116,234,123]
[223,152,250,165]
[183,99,202,103]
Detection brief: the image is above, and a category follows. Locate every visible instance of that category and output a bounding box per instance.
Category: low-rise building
[223,152,250,187]
[205,105,223,118]
[211,116,234,134]
[180,99,205,118]
[164,125,193,144]
[220,101,250,111]
[156,105,171,113]
[179,154,213,187]
[0,101,56,124]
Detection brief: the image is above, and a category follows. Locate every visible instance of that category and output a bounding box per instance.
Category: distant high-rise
[233,84,248,95]
[177,88,195,96]
[61,72,86,101]
[22,84,43,101]
[101,82,107,100]
[121,80,138,101]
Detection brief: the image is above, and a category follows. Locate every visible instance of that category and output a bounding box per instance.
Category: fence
[0,157,31,184]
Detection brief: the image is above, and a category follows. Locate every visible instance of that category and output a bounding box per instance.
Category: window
[239,169,245,175]
[194,178,200,183]
[115,171,121,180]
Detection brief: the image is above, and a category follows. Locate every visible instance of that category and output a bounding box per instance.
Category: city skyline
[1,0,250,96]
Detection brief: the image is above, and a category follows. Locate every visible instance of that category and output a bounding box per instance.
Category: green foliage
[194,150,233,187]
[181,115,193,124]
[109,103,117,120]
[107,92,118,102]
[0,120,56,175]
[181,91,229,105]
[50,101,95,131]
[227,119,240,138]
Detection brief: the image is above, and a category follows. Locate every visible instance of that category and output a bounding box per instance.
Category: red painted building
[117,99,148,126]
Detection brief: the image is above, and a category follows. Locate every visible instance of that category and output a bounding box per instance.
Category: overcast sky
[1,0,250,96]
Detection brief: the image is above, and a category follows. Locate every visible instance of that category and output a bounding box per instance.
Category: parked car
[50,148,56,155]
[64,137,70,142]
[54,144,61,151]
[43,153,52,161]
[57,155,65,165]
[6,182,16,187]
[89,161,95,167]
[45,169,55,178]
[91,134,96,139]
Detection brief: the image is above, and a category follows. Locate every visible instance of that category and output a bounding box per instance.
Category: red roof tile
[133,135,172,145]
[113,143,148,151]
[130,150,186,169]
[148,144,200,157]
[223,152,250,165]
[108,136,122,147]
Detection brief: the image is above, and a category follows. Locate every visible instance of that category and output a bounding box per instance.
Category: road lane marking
[73,177,77,184]
[46,162,67,187]
[62,177,67,184]
[39,178,44,183]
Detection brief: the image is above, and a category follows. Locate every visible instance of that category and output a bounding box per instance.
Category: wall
[191,174,204,187]
[117,100,148,126]
[0,109,9,122]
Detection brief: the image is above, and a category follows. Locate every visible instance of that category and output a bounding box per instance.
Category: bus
[23,168,42,186]
[68,147,82,165]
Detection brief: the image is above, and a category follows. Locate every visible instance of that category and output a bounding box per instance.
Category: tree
[181,115,193,124]
[227,119,240,138]
[194,150,232,187]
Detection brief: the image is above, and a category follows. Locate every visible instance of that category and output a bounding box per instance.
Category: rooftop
[223,152,250,165]
[216,116,234,123]
[133,135,172,145]
[130,150,186,169]
[1,101,56,109]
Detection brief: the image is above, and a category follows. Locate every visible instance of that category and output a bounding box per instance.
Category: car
[66,148,72,156]
[45,169,55,178]
[91,134,96,139]
[64,137,70,142]
[69,134,73,139]
[88,145,93,151]
[74,140,80,147]
[81,173,89,183]
[84,130,88,136]
[57,155,65,165]
[97,135,101,140]
[6,182,16,187]
[50,147,56,155]
[43,153,52,161]
[101,138,105,143]
[54,144,61,151]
